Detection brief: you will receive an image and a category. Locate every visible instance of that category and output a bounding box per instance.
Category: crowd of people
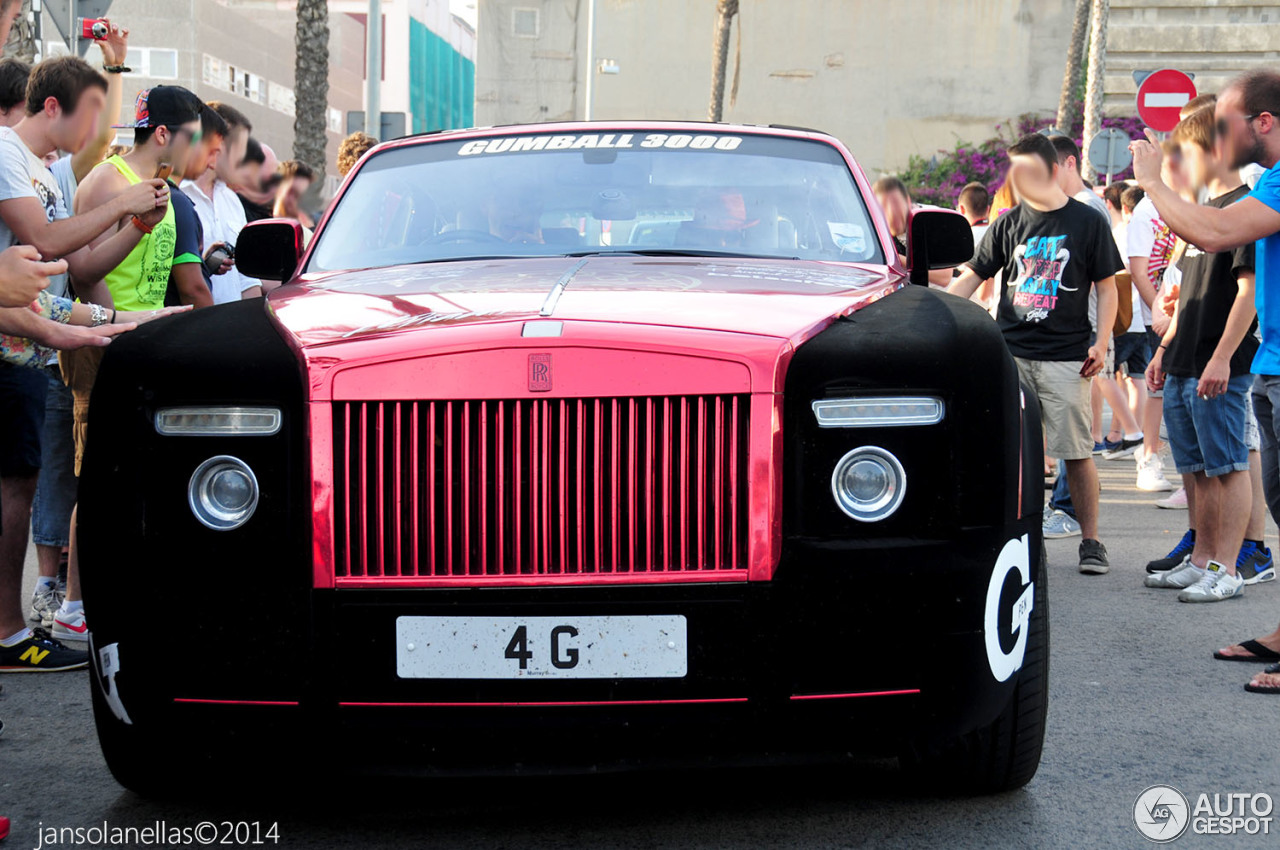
[0,15,381,697]
[881,68,1280,696]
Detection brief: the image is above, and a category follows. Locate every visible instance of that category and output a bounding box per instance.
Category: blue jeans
[31,367,76,547]
[1164,373,1251,477]
[1049,459,1075,520]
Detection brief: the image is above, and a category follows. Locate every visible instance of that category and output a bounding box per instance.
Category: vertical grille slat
[333,395,750,581]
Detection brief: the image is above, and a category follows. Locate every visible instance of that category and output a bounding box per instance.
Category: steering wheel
[420,229,509,246]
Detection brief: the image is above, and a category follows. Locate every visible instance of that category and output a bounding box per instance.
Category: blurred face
[1006,153,1055,203]
[154,119,201,175]
[1162,148,1188,195]
[50,87,106,154]
[185,131,223,180]
[1215,88,1268,171]
[1177,140,1210,191]
[873,188,910,237]
[214,126,247,183]
[279,175,310,214]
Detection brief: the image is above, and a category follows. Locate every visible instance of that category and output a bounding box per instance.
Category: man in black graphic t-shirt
[950,133,1125,575]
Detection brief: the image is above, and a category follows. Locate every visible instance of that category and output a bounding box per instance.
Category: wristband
[131,215,153,234]
[1158,343,1168,350]
[103,65,131,74]
[110,309,116,324]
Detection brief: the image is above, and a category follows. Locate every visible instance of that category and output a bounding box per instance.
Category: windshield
[306,131,884,272]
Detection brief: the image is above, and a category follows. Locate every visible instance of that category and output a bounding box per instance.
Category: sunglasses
[164,125,203,146]
[1216,113,1261,138]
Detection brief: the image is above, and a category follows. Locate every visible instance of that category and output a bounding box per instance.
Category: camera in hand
[204,243,234,275]
[81,18,109,40]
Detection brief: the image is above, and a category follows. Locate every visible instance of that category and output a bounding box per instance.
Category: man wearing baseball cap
[49,85,203,644]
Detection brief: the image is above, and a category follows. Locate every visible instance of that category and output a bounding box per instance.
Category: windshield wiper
[564,249,798,261]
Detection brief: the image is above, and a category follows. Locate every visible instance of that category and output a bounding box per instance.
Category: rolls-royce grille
[332,396,750,580]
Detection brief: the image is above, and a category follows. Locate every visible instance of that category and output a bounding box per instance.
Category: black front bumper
[91,519,1039,775]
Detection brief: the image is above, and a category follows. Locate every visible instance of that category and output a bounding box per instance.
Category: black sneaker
[0,627,89,672]
[1101,437,1143,460]
[1238,545,1277,585]
[1147,528,1196,573]
[1079,539,1110,574]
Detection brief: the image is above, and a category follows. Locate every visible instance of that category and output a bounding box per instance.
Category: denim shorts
[1113,332,1151,377]
[1163,373,1252,476]
[1145,327,1164,398]
[32,366,77,547]
[0,362,47,477]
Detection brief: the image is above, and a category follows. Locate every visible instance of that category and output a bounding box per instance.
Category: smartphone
[154,163,173,182]
[80,18,109,40]
[1080,354,1097,377]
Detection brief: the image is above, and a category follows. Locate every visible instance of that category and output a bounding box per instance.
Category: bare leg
[1143,396,1164,459]
[1248,451,1266,543]
[1065,457,1101,540]
[1098,375,1141,435]
[1190,472,1214,568]
[1122,373,1147,431]
[1211,470,1252,574]
[1091,378,1104,442]
[35,543,59,580]
[0,474,38,637]
[1185,473,1197,529]
[65,503,81,604]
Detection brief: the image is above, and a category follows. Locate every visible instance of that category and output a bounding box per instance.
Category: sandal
[1213,639,1280,662]
[1244,678,1280,695]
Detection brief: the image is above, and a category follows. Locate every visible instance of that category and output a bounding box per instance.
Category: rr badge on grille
[529,354,552,392]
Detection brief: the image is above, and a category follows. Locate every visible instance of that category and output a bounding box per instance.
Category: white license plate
[395,615,688,679]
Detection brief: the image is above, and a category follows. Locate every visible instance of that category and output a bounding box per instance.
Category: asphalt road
[2,449,1279,850]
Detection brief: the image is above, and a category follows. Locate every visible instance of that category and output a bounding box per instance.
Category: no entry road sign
[1136,69,1197,132]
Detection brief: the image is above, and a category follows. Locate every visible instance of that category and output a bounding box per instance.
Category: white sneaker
[1145,557,1204,588]
[51,608,89,643]
[1136,453,1174,491]
[1155,487,1188,509]
[30,584,59,628]
[1178,562,1245,603]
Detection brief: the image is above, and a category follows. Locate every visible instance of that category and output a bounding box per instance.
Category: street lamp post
[365,0,382,138]
[583,0,595,120]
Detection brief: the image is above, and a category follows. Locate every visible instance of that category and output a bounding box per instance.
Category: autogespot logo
[1134,785,1191,843]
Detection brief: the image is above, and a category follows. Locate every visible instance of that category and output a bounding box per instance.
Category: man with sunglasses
[1131,70,1280,692]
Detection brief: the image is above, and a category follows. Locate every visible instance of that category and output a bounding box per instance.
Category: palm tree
[1081,0,1110,182]
[3,0,36,64]
[708,0,739,122]
[294,0,330,203]
[1056,0,1090,132]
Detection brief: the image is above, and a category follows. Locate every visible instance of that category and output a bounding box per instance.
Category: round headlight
[188,455,259,530]
[831,446,906,522]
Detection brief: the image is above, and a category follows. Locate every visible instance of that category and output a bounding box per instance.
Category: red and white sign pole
[1136,69,1197,133]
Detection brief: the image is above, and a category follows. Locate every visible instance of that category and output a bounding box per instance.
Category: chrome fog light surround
[188,455,260,530]
[812,397,945,428]
[831,446,906,522]
[156,406,282,436]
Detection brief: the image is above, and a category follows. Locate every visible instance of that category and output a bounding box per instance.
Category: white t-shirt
[1074,188,1111,222]
[1126,196,1175,326]
[0,127,70,300]
[180,178,260,304]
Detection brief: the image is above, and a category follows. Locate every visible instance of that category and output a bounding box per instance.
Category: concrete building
[476,0,1280,177]
[1104,0,1280,116]
[476,0,1080,176]
[39,0,367,196]
[330,0,477,136]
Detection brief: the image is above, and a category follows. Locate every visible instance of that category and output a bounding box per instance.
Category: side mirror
[235,219,304,282]
[907,208,974,285]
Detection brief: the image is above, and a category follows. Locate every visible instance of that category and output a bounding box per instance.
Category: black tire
[901,545,1049,793]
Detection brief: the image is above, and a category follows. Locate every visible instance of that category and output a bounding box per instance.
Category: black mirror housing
[907,208,974,285]
[236,219,304,282]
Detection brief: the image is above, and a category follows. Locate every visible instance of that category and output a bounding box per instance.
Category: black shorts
[0,362,47,477]
[1113,332,1151,376]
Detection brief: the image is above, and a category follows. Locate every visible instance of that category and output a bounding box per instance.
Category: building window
[328,107,343,134]
[269,82,296,117]
[123,48,179,80]
[511,7,539,38]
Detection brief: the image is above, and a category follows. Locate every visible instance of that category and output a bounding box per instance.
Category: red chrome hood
[268,256,903,349]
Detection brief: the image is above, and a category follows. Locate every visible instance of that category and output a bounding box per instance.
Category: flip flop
[1244,678,1280,694]
[1213,639,1280,662]
[1266,662,1280,675]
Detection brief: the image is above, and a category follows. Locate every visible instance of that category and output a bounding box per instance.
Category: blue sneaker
[1238,544,1276,585]
[1042,509,1082,539]
[1146,528,1196,573]
[1093,441,1107,455]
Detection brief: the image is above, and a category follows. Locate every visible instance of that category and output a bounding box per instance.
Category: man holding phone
[950,133,1125,574]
